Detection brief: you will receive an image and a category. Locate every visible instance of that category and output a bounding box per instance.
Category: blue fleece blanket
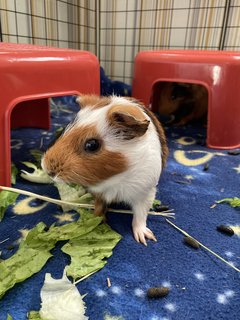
[0,94,239,320]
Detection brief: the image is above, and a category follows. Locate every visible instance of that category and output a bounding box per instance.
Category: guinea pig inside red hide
[42,95,168,245]
[157,82,208,126]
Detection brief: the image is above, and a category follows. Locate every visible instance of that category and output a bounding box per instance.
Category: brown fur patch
[109,104,147,122]
[139,104,169,168]
[77,95,111,109]
[123,97,168,167]
[43,124,128,186]
[107,104,150,140]
[93,194,107,218]
[157,82,188,115]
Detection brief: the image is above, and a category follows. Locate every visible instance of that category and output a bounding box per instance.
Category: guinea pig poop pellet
[216,225,234,236]
[147,287,170,298]
[183,236,200,249]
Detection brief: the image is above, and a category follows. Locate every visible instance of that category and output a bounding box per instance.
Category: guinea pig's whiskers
[52,172,64,183]
[72,170,86,180]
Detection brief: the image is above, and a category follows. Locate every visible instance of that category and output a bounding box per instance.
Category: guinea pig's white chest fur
[42,95,168,245]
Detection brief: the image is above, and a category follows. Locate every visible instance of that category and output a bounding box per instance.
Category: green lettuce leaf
[55,182,89,212]
[32,211,102,245]
[0,222,55,299]
[0,210,105,299]
[0,190,18,221]
[152,199,161,209]
[78,193,94,204]
[11,163,18,185]
[217,197,240,208]
[20,162,52,184]
[27,311,45,320]
[62,222,122,280]
[30,149,43,167]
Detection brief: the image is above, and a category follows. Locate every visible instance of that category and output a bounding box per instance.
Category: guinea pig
[157,82,208,126]
[42,95,168,245]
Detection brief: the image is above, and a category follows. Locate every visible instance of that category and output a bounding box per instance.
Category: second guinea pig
[157,82,208,126]
[42,95,168,245]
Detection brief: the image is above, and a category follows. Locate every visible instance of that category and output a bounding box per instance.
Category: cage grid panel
[1,0,240,84]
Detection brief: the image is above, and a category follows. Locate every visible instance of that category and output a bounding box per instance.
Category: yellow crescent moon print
[11,139,23,150]
[174,150,225,166]
[13,197,47,215]
[176,137,196,145]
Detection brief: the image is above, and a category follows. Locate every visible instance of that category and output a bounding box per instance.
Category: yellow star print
[54,213,75,223]
[17,228,30,243]
[185,175,194,180]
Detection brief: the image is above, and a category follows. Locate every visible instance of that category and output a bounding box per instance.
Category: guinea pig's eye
[84,139,101,153]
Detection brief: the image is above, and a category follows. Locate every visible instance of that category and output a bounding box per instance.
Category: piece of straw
[109,208,175,218]
[0,185,94,209]
[0,186,175,218]
[73,270,99,285]
[0,238,9,245]
[107,277,111,288]
[166,219,240,273]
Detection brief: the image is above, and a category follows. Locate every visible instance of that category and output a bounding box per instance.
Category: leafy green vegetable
[78,193,94,204]
[30,149,43,167]
[55,127,64,138]
[27,311,45,320]
[39,271,88,320]
[0,222,55,299]
[30,211,102,244]
[55,182,87,212]
[20,159,93,212]
[62,222,122,280]
[11,163,18,185]
[217,197,240,208]
[0,190,18,221]
[21,162,52,184]
[152,199,161,209]
[0,210,120,299]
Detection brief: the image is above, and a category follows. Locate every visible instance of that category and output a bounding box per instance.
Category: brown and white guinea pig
[157,82,208,126]
[42,95,168,245]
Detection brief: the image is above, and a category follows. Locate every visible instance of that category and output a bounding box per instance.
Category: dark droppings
[203,163,209,171]
[217,225,234,236]
[147,287,170,298]
[154,204,170,212]
[183,236,200,249]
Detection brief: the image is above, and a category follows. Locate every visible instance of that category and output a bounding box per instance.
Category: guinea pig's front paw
[132,225,157,246]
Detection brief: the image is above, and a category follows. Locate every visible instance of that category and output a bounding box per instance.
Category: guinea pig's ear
[109,105,150,139]
[76,95,111,109]
[76,95,99,108]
